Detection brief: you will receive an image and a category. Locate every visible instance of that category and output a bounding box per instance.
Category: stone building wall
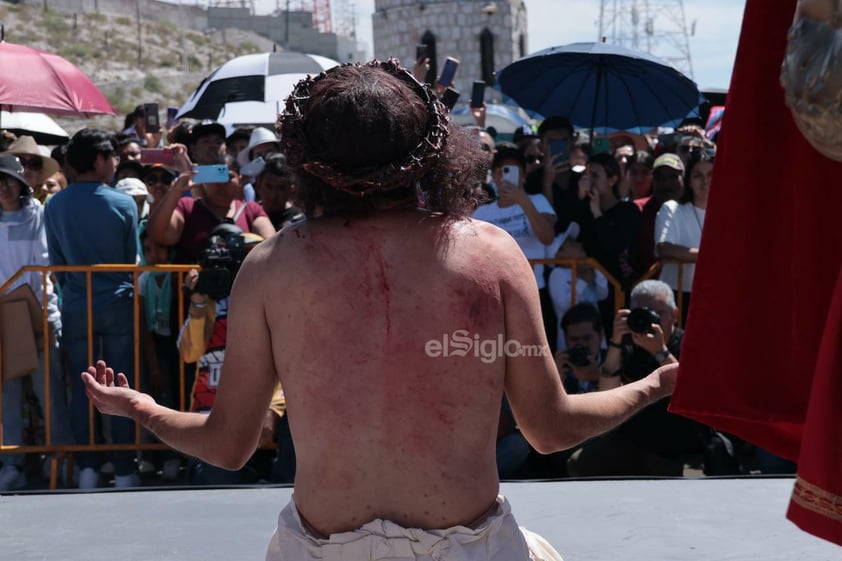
[372,0,527,104]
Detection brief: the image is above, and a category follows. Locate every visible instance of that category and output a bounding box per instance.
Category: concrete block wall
[21,0,208,28]
[22,0,355,62]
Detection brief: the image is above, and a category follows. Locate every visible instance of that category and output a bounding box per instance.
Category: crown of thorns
[280,58,449,197]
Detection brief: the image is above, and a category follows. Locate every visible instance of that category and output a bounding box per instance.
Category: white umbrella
[177,52,339,122]
[214,73,323,128]
[450,103,532,134]
[0,111,69,145]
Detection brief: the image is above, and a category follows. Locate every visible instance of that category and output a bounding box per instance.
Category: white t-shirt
[472,194,556,287]
[655,200,705,292]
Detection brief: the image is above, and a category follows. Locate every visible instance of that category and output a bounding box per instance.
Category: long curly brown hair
[280,59,486,218]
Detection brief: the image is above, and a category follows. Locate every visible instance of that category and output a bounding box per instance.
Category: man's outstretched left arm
[82,249,278,470]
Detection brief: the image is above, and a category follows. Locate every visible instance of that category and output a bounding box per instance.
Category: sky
[251,1,747,90]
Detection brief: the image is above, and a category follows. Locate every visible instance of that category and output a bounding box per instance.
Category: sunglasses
[144,174,173,186]
[19,157,43,171]
[527,156,543,165]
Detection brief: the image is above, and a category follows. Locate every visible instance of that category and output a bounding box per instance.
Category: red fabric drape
[670,0,842,546]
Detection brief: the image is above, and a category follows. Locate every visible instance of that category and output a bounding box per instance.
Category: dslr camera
[566,345,592,368]
[194,223,246,301]
[626,308,660,334]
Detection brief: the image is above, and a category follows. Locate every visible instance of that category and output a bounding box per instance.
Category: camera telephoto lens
[566,345,591,367]
[627,308,661,334]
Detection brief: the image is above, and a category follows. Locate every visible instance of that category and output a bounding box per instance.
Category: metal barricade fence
[527,257,625,312]
[0,264,196,488]
[528,257,691,324]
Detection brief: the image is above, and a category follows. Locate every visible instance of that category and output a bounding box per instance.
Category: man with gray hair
[567,279,709,476]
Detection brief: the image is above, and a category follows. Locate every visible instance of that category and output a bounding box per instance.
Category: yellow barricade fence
[0,264,196,488]
[527,257,626,313]
[529,257,692,324]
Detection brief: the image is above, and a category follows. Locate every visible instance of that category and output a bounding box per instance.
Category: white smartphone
[501,165,520,185]
[239,156,265,178]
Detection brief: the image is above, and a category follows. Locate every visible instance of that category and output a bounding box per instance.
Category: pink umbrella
[0,41,116,117]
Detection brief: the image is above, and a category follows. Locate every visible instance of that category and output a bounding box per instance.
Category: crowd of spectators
[0,108,301,490]
[467,107,795,480]
[0,64,795,491]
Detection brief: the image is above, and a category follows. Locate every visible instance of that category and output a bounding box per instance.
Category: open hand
[174,170,197,194]
[471,104,487,129]
[611,309,631,343]
[81,360,155,419]
[166,143,194,174]
[413,57,430,83]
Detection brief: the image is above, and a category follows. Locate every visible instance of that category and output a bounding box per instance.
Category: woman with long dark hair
[578,152,642,287]
[655,150,714,317]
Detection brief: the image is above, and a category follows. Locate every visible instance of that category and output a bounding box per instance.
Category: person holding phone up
[146,153,275,266]
[524,117,591,238]
[472,145,556,291]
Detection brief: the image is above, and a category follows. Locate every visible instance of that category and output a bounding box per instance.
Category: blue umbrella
[495,42,703,135]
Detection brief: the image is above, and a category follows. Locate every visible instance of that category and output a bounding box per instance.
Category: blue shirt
[45,181,138,312]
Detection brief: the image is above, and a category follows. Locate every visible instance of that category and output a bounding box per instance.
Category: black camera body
[627,308,660,334]
[195,225,246,301]
[566,344,592,367]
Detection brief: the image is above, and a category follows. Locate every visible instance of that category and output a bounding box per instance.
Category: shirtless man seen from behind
[83,60,677,561]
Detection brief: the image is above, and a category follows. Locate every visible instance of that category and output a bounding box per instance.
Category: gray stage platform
[1,478,838,560]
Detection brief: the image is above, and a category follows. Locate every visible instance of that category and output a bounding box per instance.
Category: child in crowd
[137,228,182,480]
[547,224,609,351]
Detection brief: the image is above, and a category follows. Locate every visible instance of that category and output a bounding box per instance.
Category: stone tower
[372,1,528,105]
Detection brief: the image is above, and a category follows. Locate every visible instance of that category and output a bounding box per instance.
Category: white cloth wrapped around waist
[265,495,563,561]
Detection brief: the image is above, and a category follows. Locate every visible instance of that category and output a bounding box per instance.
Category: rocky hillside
[0,1,276,135]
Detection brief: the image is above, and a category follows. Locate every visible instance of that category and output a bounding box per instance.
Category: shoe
[161,459,181,482]
[114,473,141,488]
[78,467,99,490]
[138,459,156,476]
[0,464,26,491]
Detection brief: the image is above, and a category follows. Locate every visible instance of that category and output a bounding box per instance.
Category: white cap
[236,127,280,167]
[546,222,580,257]
[114,177,149,199]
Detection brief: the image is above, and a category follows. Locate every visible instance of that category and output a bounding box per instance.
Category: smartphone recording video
[440,87,460,111]
[193,164,230,184]
[470,81,486,109]
[592,137,611,155]
[143,102,160,134]
[501,165,520,186]
[166,106,179,129]
[437,57,460,88]
[140,148,175,166]
[549,139,570,161]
